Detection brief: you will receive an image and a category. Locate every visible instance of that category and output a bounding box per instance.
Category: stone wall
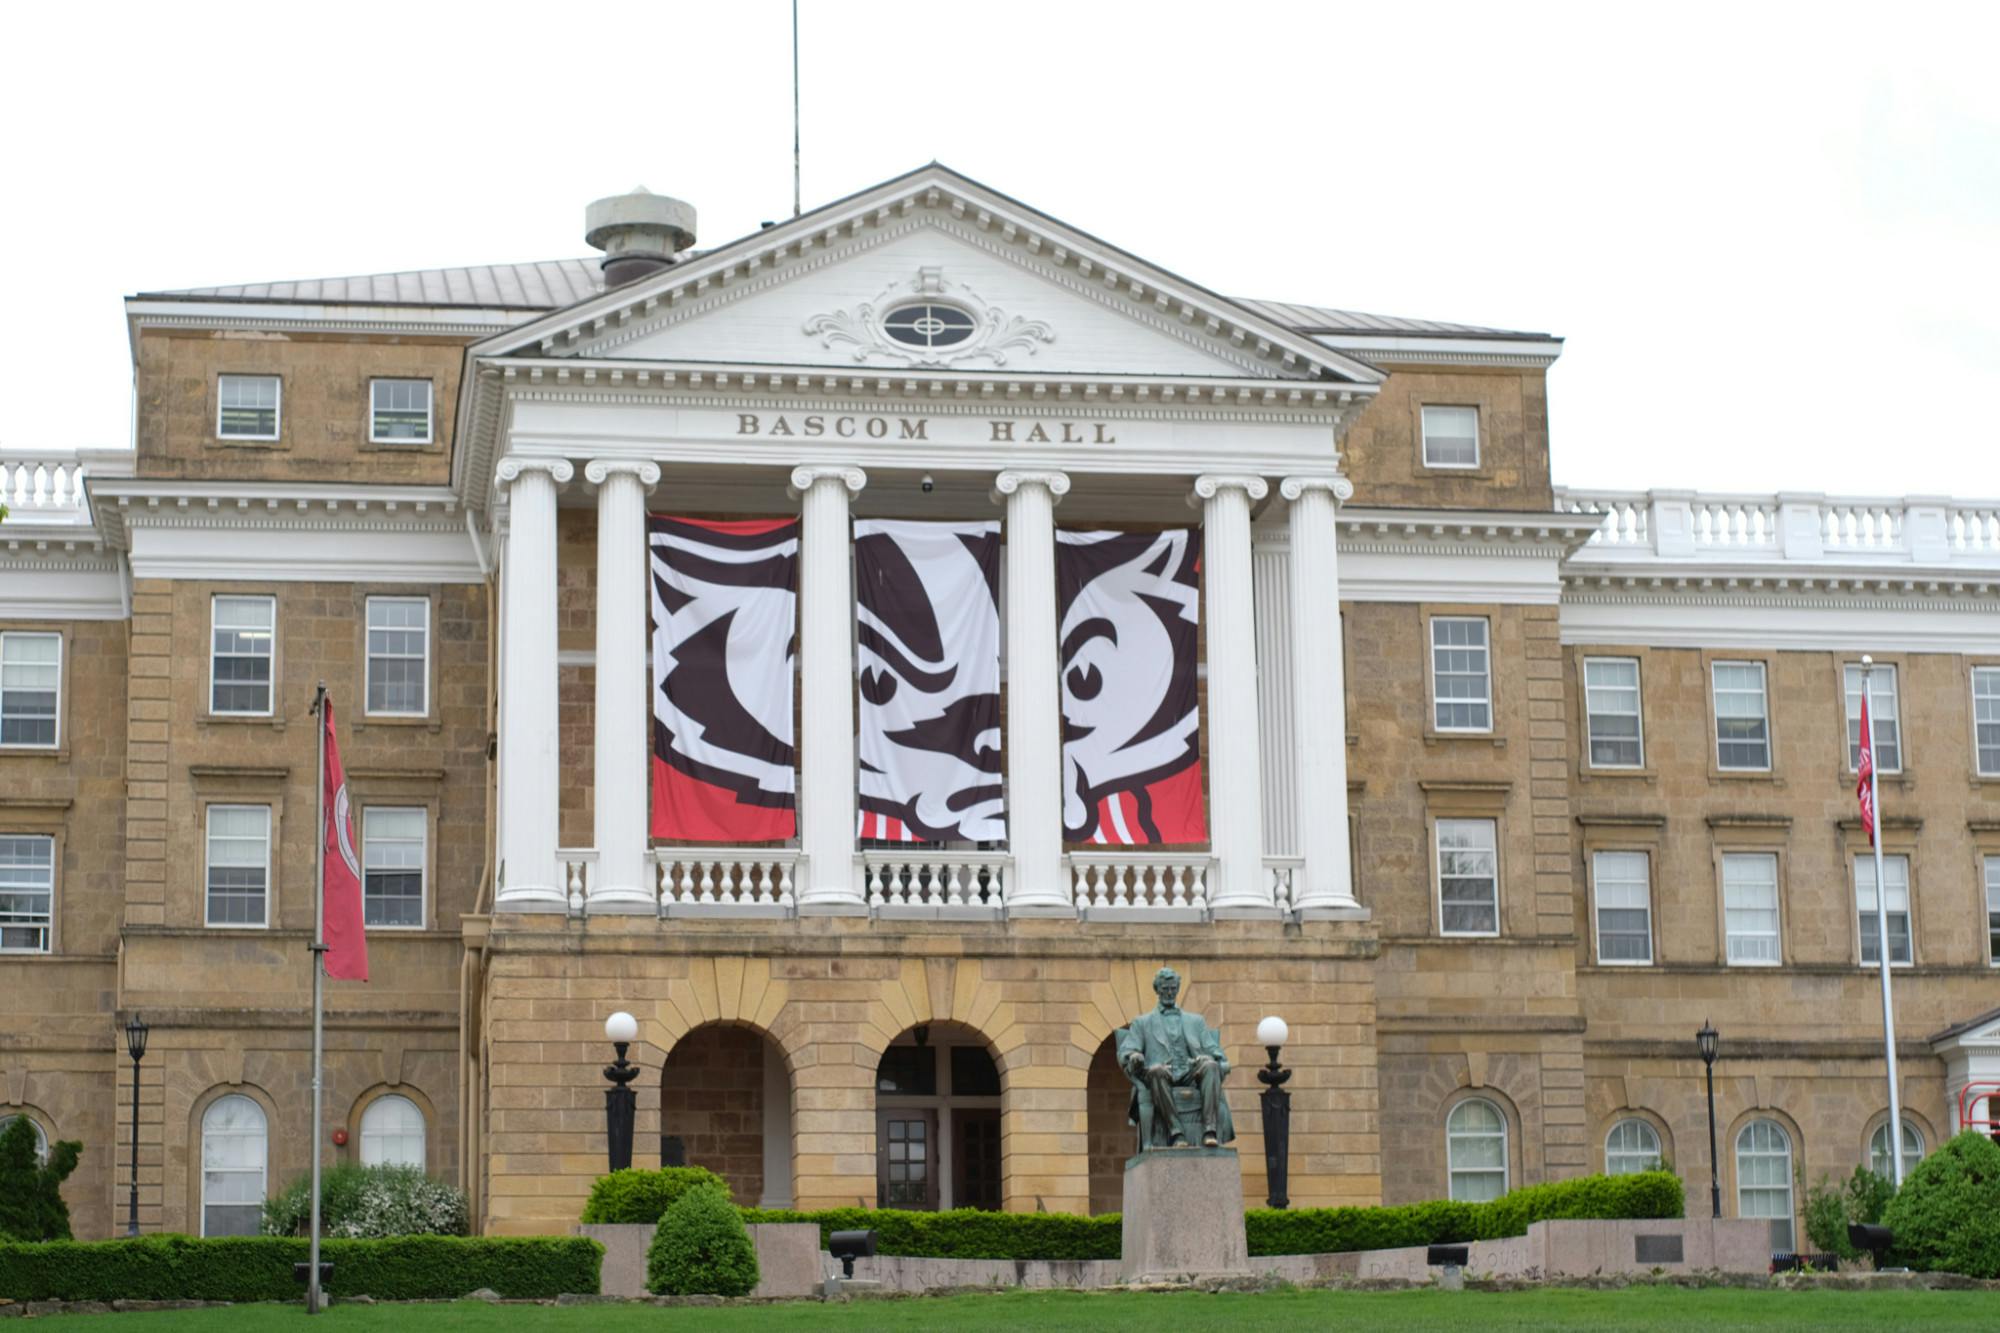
[659,1024,768,1206]
[1338,366,1553,512]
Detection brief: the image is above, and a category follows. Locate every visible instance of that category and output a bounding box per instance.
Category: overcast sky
[5,1,1994,496]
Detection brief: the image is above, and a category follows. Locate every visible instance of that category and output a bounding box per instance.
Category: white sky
[5,0,1996,496]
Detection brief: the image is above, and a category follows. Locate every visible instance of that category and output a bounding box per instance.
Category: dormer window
[882,303,975,350]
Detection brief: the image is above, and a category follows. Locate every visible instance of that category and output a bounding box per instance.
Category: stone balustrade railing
[655,850,797,916]
[1263,857,1303,913]
[1,456,91,519]
[1555,488,2000,564]
[861,849,1009,917]
[1068,852,1212,921]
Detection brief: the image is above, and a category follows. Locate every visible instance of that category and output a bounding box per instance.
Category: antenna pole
[792,0,801,218]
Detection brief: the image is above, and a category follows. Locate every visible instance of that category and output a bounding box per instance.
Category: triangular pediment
[475,164,1382,385]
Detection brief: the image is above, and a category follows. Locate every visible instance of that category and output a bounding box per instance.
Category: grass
[29,1287,2000,1331]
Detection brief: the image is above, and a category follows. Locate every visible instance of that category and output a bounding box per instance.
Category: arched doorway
[874,1022,1002,1211]
[659,1023,793,1207]
[1086,1034,1130,1215]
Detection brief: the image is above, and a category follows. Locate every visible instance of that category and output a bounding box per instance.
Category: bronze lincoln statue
[1117,967,1234,1149]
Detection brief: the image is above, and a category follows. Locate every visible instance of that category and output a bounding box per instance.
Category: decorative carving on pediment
[803,268,1055,369]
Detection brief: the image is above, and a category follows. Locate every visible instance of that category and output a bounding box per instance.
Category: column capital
[583,458,661,491]
[991,469,1071,505]
[1190,474,1269,507]
[494,457,575,490]
[1280,474,1355,505]
[788,465,867,499]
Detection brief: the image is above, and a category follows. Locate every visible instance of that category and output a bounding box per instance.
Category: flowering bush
[262,1164,468,1239]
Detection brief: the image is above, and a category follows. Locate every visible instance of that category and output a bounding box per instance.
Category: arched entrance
[659,1023,794,1207]
[874,1022,1002,1211]
[1086,1033,1131,1215]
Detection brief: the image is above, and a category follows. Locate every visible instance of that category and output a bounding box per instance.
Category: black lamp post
[602,1012,641,1173]
[1697,1019,1721,1220]
[123,1014,148,1237]
[1256,1015,1292,1210]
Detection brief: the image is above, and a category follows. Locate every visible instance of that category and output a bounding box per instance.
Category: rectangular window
[1975,668,2000,777]
[1712,661,1771,771]
[1986,855,2000,966]
[1844,664,1902,772]
[1584,657,1644,768]
[363,808,425,929]
[1593,850,1652,964]
[369,379,433,444]
[1855,854,1913,966]
[1436,818,1499,937]
[1421,404,1480,468]
[366,598,429,716]
[0,632,61,747]
[205,805,271,928]
[1722,852,1781,965]
[0,835,54,953]
[210,596,275,715]
[216,375,280,440]
[1431,617,1492,732]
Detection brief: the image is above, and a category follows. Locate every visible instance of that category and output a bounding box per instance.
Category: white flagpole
[1862,656,1905,1187]
[308,681,327,1314]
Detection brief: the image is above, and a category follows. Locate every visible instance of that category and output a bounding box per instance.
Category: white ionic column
[586,459,661,913]
[790,465,867,915]
[494,457,573,910]
[992,469,1071,915]
[1282,475,1361,915]
[1192,474,1273,917]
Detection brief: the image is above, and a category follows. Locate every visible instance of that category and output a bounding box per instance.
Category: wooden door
[954,1108,1002,1211]
[876,1108,939,1210]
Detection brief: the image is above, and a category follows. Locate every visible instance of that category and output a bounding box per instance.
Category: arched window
[1446,1098,1508,1201]
[1868,1120,1925,1179]
[201,1095,267,1237]
[1735,1119,1794,1252]
[359,1094,426,1169]
[1605,1118,1663,1175]
[0,1113,48,1165]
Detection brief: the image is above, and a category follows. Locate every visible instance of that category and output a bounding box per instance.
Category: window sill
[0,746,69,761]
[1578,766,1657,785]
[1424,732,1506,749]
[210,437,288,450]
[1708,771,1785,786]
[353,714,439,731]
[200,712,285,731]
[361,439,442,453]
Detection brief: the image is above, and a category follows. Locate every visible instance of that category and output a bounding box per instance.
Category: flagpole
[1862,655,1905,1187]
[308,681,327,1314]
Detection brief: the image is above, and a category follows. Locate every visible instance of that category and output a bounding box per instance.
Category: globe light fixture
[1256,1016,1289,1048]
[605,1011,639,1045]
[602,1011,642,1172]
[1256,1014,1293,1209]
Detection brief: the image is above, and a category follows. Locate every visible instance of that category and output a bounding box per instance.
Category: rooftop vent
[584,185,697,288]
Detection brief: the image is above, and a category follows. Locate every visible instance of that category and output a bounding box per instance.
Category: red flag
[1856,690,1877,848]
[320,698,369,981]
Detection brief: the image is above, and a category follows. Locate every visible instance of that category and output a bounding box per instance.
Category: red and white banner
[648,516,799,842]
[1857,690,1877,847]
[320,698,368,981]
[1056,528,1207,845]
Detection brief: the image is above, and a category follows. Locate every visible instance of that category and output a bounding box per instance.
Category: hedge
[579,1167,731,1225]
[1881,1131,2000,1279]
[0,1234,602,1302]
[742,1171,1682,1261]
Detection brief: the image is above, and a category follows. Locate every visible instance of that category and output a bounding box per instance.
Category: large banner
[855,519,1005,842]
[648,516,799,842]
[1056,528,1207,845]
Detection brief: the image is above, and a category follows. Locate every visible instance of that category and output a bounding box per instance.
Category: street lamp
[1256,1015,1292,1210]
[603,1012,641,1173]
[123,1014,148,1237]
[1697,1019,1721,1220]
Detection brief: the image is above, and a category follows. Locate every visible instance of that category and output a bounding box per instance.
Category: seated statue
[1116,966,1234,1150]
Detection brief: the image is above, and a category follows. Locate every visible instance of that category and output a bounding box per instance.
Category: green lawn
[32,1287,2000,1331]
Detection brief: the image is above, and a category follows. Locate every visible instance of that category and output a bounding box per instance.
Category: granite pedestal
[1119,1147,1251,1284]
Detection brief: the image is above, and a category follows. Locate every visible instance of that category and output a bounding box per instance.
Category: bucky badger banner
[1056,528,1207,845]
[855,520,1005,842]
[648,516,799,841]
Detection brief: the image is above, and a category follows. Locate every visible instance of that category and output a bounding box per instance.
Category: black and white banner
[854,519,1005,843]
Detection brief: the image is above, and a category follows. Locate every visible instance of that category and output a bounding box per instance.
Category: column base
[1005,901,1080,918]
[495,887,569,913]
[1297,902,1371,922]
[585,888,659,915]
[797,899,868,917]
[1208,904,1283,921]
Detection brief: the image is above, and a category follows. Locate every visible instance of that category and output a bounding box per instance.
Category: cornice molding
[131,312,506,340]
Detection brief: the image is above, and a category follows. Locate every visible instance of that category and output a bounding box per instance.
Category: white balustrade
[1689,496,1779,548]
[555,848,596,914]
[1068,853,1212,921]
[1,457,89,518]
[1558,490,1650,547]
[1949,505,2000,553]
[655,850,797,916]
[1264,857,1302,913]
[1556,487,2000,570]
[1823,500,1905,552]
[862,850,1010,917]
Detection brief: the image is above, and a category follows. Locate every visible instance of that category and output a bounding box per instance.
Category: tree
[0,1115,82,1241]
[1881,1131,2000,1278]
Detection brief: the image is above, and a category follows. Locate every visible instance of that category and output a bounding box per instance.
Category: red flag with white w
[320,698,369,981]
[1856,691,1877,848]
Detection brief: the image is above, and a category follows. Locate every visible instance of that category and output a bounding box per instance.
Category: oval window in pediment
[882,302,976,350]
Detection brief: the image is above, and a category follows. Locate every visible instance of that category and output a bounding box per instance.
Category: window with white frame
[1593,850,1653,964]
[1869,1120,1925,1179]
[1712,661,1771,770]
[1446,1098,1508,1201]
[210,596,275,715]
[0,1114,49,1165]
[201,1095,267,1237]
[363,807,425,929]
[205,805,271,928]
[358,1094,426,1168]
[366,598,429,716]
[0,632,60,747]
[1975,668,2000,777]
[0,835,54,953]
[1844,664,1902,772]
[1735,1119,1795,1251]
[1421,404,1480,468]
[1431,618,1492,732]
[1722,852,1781,965]
[369,379,433,444]
[1436,818,1499,937]
[1606,1118,1662,1175]
[216,375,280,440]
[1583,657,1644,768]
[1987,855,2000,966]
[1855,854,1913,966]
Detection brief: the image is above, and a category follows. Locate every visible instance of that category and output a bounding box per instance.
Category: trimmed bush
[741,1205,1121,1261]
[580,1166,731,1225]
[1881,1131,2000,1278]
[262,1164,468,1238]
[0,1116,82,1242]
[0,1234,602,1301]
[647,1184,759,1297]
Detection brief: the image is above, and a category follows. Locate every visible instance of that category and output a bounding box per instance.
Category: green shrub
[741,1205,1122,1261]
[647,1185,759,1297]
[1881,1131,2000,1278]
[0,1234,601,1301]
[1805,1166,1895,1261]
[580,1166,731,1225]
[0,1116,82,1242]
[262,1163,468,1238]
